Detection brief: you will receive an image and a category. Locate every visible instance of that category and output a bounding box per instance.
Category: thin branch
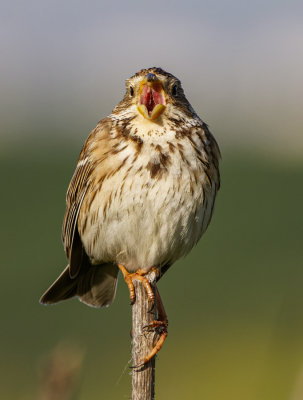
[131,270,157,400]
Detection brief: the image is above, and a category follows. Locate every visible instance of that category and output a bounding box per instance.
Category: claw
[136,287,168,366]
[148,302,155,313]
[118,265,168,368]
[118,264,155,305]
[133,328,168,368]
[130,361,149,370]
[143,319,168,332]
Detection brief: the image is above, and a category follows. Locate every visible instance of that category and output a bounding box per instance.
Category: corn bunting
[40,67,220,364]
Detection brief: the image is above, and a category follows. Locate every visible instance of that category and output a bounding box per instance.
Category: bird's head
[113,67,194,123]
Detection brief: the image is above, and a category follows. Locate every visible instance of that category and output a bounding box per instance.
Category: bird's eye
[129,86,134,96]
[172,84,178,96]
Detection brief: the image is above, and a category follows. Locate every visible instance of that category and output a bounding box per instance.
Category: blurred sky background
[1,1,303,399]
[1,0,303,158]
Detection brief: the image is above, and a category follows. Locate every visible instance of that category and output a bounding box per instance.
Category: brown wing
[62,152,94,278]
[198,123,221,235]
[62,156,92,253]
[41,118,124,306]
[61,118,106,278]
[61,117,115,278]
[202,122,221,191]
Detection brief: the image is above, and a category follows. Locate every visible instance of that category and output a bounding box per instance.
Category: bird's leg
[118,264,167,368]
[134,286,168,368]
[117,264,155,305]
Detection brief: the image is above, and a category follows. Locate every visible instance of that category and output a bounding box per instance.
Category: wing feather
[62,157,93,259]
[61,118,114,277]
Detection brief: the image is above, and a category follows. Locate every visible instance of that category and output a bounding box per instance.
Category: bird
[40,67,220,366]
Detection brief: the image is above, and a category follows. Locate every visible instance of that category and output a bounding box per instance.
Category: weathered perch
[131,270,157,400]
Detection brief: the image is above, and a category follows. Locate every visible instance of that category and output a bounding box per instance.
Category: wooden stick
[131,270,157,400]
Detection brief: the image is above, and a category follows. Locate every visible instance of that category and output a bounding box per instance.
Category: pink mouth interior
[140,85,165,114]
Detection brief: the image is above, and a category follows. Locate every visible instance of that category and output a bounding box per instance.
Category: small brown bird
[40,67,220,365]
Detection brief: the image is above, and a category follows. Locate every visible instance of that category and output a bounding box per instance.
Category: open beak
[137,73,166,120]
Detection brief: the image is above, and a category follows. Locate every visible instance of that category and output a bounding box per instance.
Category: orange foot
[117,264,155,305]
[133,286,168,369]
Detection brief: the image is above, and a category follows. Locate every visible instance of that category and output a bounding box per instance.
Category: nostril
[146,73,156,82]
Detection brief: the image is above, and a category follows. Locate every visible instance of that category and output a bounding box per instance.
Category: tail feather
[40,263,119,308]
[77,263,119,307]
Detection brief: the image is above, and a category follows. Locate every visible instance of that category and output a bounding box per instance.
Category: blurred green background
[1,1,302,399]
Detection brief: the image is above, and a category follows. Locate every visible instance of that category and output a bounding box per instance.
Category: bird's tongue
[140,84,164,114]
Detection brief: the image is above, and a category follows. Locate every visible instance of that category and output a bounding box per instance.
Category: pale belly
[80,167,215,272]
